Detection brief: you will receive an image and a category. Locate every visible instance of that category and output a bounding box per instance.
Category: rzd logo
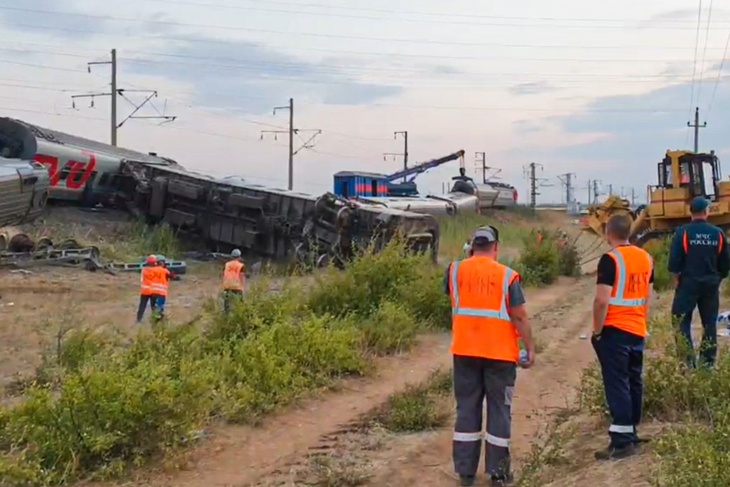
[34,151,97,188]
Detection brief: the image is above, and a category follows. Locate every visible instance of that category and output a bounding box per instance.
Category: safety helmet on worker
[145,254,157,265]
[156,254,167,264]
[231,248,242,258]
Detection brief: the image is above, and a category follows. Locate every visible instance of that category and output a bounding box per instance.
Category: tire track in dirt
[365,276,600,487]
[93,277,588,487]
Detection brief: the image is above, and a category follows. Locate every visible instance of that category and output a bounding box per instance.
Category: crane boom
[383,150,465,183]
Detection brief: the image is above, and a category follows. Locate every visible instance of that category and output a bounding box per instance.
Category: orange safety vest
[604,245,653,338]
[140,266,158,296]
[222,260,244,290]
[155,267,171,297]
[449,256,521,362]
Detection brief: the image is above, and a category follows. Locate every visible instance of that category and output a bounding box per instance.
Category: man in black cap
[668,196,730,367]
[444,225,535,486]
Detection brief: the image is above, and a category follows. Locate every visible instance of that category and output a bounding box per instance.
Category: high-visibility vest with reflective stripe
[140,266,158,296]
[222,260,244,290]
[449,256,520,362]
[604,245,653,338]
[155,267,171,297]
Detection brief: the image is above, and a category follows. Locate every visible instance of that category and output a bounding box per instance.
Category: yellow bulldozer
[582,149,730,248]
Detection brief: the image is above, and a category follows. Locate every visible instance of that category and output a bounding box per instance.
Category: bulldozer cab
[658,150,720,201]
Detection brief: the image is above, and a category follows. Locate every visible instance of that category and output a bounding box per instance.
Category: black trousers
[223,289,243,313]
[591,326,644,448]
[136,294,160,323]
[671,280,720,367]
[452,355,516,479]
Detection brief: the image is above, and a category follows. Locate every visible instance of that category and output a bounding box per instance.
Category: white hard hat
[231,248,241,257]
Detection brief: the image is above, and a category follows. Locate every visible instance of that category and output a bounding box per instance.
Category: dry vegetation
[0,206,590,486]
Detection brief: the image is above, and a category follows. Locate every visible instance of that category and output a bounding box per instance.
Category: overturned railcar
[118,161,439,265]
[0,156,50,227]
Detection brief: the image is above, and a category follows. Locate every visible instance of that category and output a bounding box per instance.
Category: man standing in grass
[222,248,246,313]
[445,226,535,487]
[592,214,653,460]
[668,196,730,368]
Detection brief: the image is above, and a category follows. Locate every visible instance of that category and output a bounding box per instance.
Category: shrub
[372,369,452,433]
[305,240,445,324]
[645,237,672,291]
[0,238,455,482]
[579,309,730,486]
[0,331,213,483]
[213,314,369,423]
[359,301,419,356]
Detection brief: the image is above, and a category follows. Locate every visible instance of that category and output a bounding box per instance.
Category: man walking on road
[445,226,535,487]
[592,215,654,460]
[668,196,730,368]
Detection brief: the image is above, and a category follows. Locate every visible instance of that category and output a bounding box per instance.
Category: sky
[0,0,729,205]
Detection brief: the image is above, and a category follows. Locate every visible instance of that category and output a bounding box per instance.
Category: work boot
[594,442,636,460]
[459,474,475,486]
[490,473,514,486]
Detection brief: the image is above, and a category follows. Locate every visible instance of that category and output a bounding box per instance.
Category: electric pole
[383,131,408,183]
[631,188,636,206]
[557,172,576,204]
[608,184,613,196]
[474,152,502,183]
[261,98,321,191]
[592,180,601,204]
[71,49,176,146]
[687,106,707,153]
[523,162,545,209]
[587,179,591,204]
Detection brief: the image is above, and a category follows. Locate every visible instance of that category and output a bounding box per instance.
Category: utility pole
[474,152,502,183]
[523,162,546,209]
[71,49,176,146]
[261,98,321,191]
[557,172,576,204]
[631,188,636,206]
[383,131,408,183]
[587,179,592,204]
[592,180,601,204]
[687,106,707,153]
[608,184,613,196]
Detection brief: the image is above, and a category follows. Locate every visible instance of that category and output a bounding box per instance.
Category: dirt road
[90,274,595,487]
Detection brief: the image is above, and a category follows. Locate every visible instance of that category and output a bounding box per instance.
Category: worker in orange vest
[154,255,175,321]
[445,226,535,487]
[592,214,653,460]
[222,248,245,313]
[136,255,162,323]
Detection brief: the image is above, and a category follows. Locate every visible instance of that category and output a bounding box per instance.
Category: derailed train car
[0,156,50,227]
[0,116,440,265]
[0,117,178,206]
[118,161,439,265]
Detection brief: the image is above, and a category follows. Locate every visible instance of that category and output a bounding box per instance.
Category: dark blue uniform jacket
[668,219,730,286]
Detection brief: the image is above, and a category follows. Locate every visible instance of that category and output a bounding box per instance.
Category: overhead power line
[706,28,730,116]
[5,23,730,65]
[77,0,730,25]
[3,5,730,55]
[697,0,714,106]
[7,4,730,31]
[688,0,704,138]
[2,45,727,68]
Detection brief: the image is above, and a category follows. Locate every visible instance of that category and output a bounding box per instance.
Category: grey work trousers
[452,354,516,478]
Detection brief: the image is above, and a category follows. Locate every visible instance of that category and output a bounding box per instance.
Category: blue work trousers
[671,280,720,367]
[591,326,645,448]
